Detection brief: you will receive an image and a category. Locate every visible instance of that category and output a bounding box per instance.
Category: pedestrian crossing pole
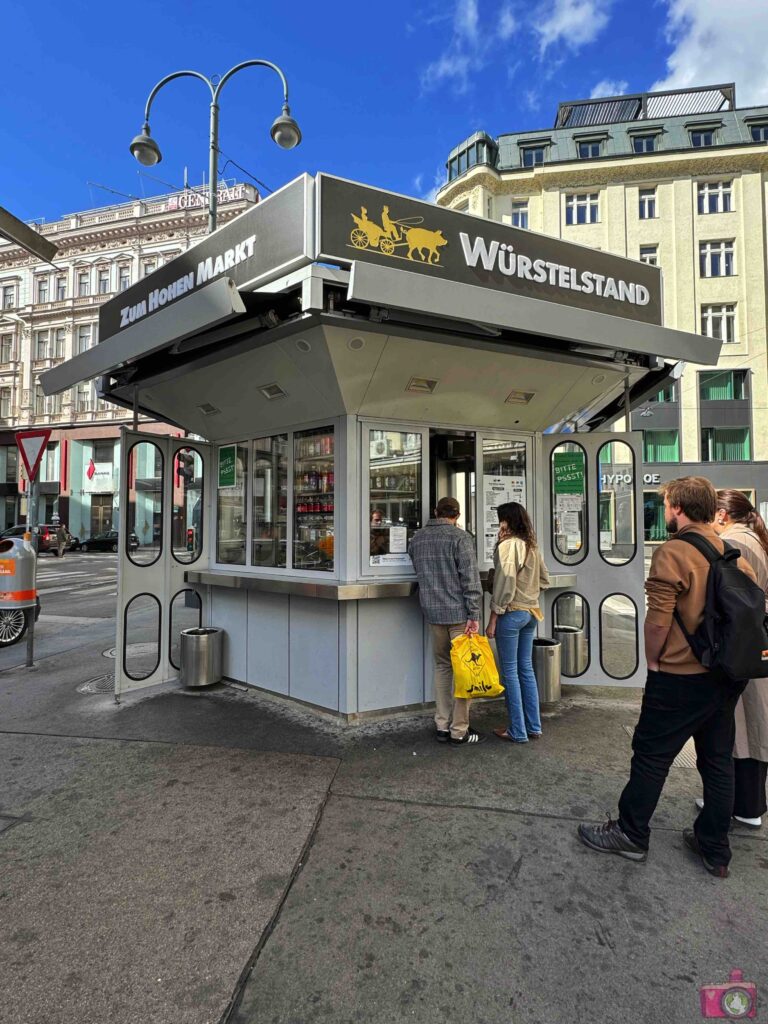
[25,477,39,668]
[16,430,50,670]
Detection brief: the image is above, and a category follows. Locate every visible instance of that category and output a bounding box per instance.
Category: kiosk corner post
[25,477,40,668]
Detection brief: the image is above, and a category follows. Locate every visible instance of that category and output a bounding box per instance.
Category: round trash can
[554,625,588,677]
[533,637,561,703]
[180,627,223,688]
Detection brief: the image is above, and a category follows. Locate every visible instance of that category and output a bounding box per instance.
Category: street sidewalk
[1,644,766,1024]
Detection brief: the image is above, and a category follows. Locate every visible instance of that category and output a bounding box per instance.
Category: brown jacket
[645,523,756,675]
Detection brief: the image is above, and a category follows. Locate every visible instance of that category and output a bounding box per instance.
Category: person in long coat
[712,489,768,828]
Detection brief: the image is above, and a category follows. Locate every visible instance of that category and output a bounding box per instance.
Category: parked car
[0,524,72,555]
[79,529,139,553]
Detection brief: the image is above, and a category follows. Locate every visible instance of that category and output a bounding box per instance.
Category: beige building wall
[439,150,768,465]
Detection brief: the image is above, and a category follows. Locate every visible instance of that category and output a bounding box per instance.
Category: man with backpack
[578,477,759,877]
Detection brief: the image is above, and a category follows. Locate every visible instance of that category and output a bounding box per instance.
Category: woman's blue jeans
[495,610,542,742]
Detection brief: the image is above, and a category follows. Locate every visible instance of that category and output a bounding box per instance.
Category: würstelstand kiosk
[42,174,720,713]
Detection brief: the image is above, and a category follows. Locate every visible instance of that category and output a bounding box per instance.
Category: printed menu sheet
[484,475,525,562]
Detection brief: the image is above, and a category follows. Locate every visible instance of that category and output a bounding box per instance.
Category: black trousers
[734,758,768,819]
[618,669,744,867]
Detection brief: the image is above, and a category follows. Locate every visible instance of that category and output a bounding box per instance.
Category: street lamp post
[129,60,301,233]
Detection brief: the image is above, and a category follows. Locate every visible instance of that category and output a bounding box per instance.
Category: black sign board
[317,174,662,326]
[99,175,311,343]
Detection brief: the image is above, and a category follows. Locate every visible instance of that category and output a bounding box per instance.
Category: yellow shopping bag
[450,634,504,699]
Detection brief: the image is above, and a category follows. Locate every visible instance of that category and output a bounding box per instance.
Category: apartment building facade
[436,84,768,539]
[0,183,256,540]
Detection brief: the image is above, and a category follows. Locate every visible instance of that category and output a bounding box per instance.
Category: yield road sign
[16,429,51,482]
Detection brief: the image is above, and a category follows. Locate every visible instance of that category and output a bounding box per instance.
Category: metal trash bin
[554,625,588,677]
[533,637,561,703]
[179,627,223,688]
[0,536,37,647]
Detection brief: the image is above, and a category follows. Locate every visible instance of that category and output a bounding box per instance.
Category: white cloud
[454,0,480,41]
[498,3,518,40]
[590,78,628,98]
[421,166,448,204]
[652,0,768,106]
[534,0,614,55]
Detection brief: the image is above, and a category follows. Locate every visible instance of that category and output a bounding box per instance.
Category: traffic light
[176,450,195,484]
[186,527,195,551]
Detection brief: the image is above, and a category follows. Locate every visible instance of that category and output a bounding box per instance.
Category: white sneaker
[733,814,762,828]
[695,797,704,811]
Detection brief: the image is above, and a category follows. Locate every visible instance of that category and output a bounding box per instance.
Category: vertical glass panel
[550,443,587,564]
[482,439,527,563]
[293,427,334,572]
[553,593,590,677]
[216,443,248,564]
[643,491,667,542]
[172,447,204,564]
[127,441,163,566]
[124,593,161,680]
[252,435,288,567]
[368,430,422,567]
[597,441,636,565]
[600,595,638,679]
[169,590,202,670]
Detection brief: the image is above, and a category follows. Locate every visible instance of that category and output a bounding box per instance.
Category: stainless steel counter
[185,569,578,600]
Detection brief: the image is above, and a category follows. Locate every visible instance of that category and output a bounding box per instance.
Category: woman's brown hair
[497,502,537,560]
[717,489,768,559]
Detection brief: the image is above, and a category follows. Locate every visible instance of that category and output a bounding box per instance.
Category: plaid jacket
[408,519,482,624]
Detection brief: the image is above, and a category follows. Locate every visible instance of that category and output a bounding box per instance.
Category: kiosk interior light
[505,389,535,405]
[406,377,438,394]
[197,402,220,415]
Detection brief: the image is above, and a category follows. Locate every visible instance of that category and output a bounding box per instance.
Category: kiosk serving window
[368,429,422,567]
[252,435,288,568]
[293,427,334,572]
[217,443,248,565]
[481,438,527,563]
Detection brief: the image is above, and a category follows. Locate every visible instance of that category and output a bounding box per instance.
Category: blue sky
[3,0,767,223]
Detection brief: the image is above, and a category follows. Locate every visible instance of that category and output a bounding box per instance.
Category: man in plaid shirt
[408,496,484,746]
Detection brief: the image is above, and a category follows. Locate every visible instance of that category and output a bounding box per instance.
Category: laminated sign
[218,446,237,489]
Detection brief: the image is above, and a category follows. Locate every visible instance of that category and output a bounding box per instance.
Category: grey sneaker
[577,818,648,862]
[683,829,729,878]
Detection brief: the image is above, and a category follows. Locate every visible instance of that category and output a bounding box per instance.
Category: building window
[701,427,750,462]
[639,245,658,266]
[632,134,657,153]
[142,261,156,278]
[54,328,66,359]
[75,383,91,412]
[0,334,13,363]
[511,202,528,229]
[76,325,92,354]
[578,140,602,159]
[651,382,676,403]
[699,240,734,278]
[699,369,748,401]
[2,286,15,309]
[118,266,131,292]
[34,382,45,417]
[0,388,12,419]
[701,304,736,343]
[697,181,732,214]
[521,146,545,168]
[565,193,599,226]
[93,440,115,464]
[639,188,657,219]
[690,129,715,148]
[750,124,768,142]
[643,429,679,463]
[56,276,67,300]
[34,330,50,360]
[77,271,90,297]
[97,269,110,294]
[37,278,49,303]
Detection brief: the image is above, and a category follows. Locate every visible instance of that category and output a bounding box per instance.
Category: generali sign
[317,175,662,326]
[166,183,255,211]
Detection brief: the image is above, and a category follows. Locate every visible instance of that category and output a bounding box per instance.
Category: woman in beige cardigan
[710,490,768,827]
[486,502,551,742]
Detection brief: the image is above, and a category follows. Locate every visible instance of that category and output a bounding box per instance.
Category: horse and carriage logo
[349,205,447,267]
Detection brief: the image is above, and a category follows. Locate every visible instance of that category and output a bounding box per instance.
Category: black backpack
[672,532,768,683]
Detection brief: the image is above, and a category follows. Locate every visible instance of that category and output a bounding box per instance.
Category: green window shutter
[700,371,734,401]
[643,430,679,463]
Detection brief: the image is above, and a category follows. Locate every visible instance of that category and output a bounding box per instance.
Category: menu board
[483,475,525,562]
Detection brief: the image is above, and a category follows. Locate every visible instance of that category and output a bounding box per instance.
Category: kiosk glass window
[172,447,204,565]
[597,441,636,565]
[216,444,248,565]
[553,593,589,677]
[127,441,163,566]
[482,439,527,563]
[252,434,288,568]
[293,427,334,572]
[368,430,422,567]
[550,443,587,565]
[600,595,638,679]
